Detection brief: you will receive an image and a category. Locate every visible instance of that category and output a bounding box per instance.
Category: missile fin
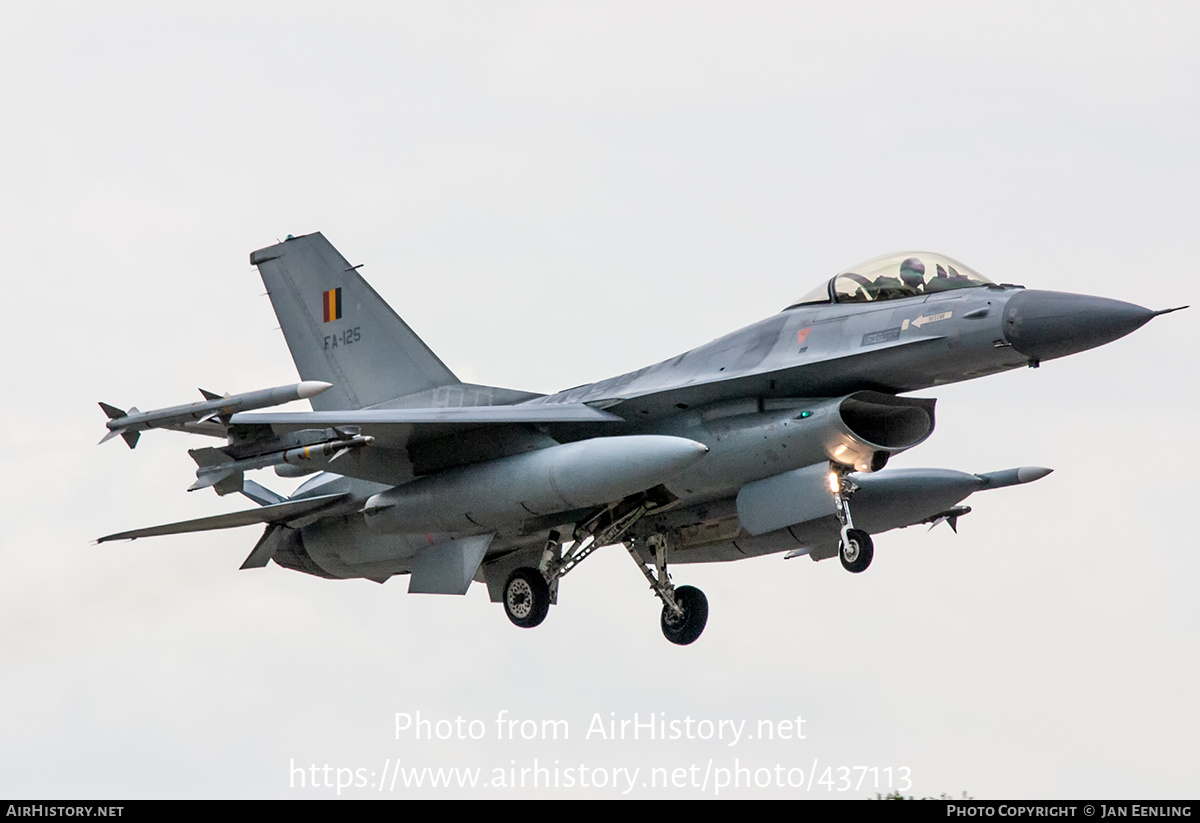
[189,447,234,468]
[188,467,244,494]
[213,473,245,497]
[188,471,227,491]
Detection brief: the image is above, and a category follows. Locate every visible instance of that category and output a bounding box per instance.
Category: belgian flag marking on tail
[322,288,342,322]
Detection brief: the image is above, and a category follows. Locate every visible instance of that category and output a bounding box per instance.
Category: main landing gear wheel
[660,585,709,646]
[839,528,874,574]
[503,567,550,629]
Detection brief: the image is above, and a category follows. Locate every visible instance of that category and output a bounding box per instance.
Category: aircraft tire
[660,585,708,646]
[839,529,874,573]
[502,567,551,629]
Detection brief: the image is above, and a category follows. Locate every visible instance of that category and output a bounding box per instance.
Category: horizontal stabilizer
[95,493,346,543]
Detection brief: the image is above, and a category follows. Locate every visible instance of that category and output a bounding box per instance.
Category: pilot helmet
[899,257,926,285]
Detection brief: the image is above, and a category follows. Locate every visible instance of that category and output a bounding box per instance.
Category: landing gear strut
[831,464,874,573]
[501,499,654,631]
[499,494,709,645]
[635,532,708,645]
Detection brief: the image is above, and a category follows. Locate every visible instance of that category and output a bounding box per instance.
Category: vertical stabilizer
[250,233,459,411]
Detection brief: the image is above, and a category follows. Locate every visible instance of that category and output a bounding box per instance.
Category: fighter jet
[97,233,1184,645]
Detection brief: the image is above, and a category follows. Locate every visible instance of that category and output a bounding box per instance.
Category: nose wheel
[839,528,874,573]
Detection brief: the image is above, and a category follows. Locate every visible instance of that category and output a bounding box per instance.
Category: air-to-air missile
[98,381,332,448]
[189,432,376,493]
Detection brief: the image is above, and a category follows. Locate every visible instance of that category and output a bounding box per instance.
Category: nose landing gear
[831,465,874,573]
[838,528,874,573]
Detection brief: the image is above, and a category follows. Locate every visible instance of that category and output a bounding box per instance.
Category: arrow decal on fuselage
[902,310,953,331]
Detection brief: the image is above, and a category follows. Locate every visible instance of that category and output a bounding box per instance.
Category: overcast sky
[1,1,1196,799]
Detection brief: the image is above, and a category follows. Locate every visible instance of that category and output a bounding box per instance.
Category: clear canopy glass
[788,252,993,308]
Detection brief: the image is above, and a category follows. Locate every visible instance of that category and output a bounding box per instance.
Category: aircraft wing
[222,403,627,480]
[95,493,347,543]
[229,402,622,433]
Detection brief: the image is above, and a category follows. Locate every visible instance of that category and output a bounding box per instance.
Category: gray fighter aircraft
[97,233,1184,644]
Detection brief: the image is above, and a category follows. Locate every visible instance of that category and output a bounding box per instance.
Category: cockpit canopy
[789,252,993,309]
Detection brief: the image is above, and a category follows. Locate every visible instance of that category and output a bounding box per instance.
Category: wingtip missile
[98,381,336,445]
[296,381,333,399]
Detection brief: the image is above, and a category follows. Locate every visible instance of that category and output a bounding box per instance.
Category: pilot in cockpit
[868,257,925,300]
[898,257,926,294]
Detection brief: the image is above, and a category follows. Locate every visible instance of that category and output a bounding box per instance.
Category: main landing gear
[500,496,709,645]
[502,567,551,628]
[659,584,708,646]
[635,532,708,646]
[831,464,874,574]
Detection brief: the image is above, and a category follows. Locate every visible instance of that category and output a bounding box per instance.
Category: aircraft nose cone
[1003,290,1155,362]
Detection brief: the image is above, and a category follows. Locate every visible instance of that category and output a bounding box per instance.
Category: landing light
[828,472,840,494]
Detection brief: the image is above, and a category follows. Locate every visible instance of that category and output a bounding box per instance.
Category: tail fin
[250,232,459,411]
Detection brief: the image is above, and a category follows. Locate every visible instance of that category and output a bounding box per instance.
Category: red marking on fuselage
[797,327,812,345]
